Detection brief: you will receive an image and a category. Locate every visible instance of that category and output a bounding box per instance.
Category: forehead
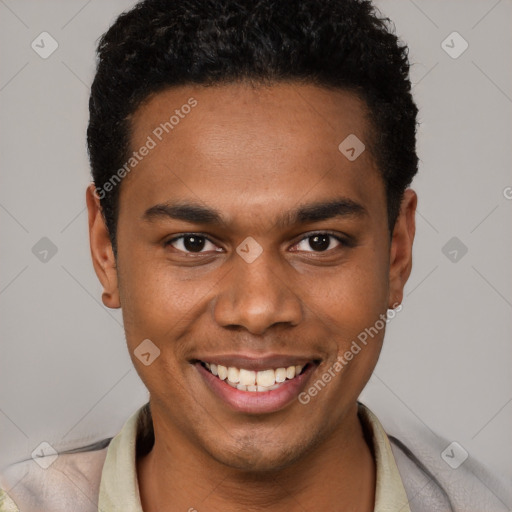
[120,82,384,229]
[131,81,371,158]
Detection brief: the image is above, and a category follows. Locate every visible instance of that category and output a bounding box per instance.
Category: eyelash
[163,231,350,255]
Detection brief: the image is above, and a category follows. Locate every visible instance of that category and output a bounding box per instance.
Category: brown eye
[165,234,221,254]
[182,235,206,252]
[293,233,345,253]
[308,234,331,251]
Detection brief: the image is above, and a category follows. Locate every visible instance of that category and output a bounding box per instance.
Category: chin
[206,435,308,473]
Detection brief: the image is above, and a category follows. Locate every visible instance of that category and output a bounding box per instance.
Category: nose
[212,250,304,336]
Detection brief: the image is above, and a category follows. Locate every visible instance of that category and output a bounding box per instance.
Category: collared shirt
[98,402,411,511]
[0,403,411,512]
[2,401,511,512]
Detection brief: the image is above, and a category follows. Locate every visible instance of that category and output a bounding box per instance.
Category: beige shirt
[99,402,411,511]
[0,403,411,512]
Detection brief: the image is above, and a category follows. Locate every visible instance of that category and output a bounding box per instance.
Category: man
[1,0,510,511]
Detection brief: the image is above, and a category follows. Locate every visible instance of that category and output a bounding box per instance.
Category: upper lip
[192,354,321,371]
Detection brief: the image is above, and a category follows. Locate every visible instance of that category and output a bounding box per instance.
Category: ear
[86,184,121,309]
[388,188,417,308]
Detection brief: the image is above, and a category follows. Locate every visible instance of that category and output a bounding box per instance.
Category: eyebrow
[142,197,367,229]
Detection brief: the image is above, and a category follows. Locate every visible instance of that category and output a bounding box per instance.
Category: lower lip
[196,363,315,414]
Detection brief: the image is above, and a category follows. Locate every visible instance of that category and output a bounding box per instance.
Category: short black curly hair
[87,0,418,256]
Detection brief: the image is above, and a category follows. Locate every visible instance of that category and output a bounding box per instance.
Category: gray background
[1,0,511,485]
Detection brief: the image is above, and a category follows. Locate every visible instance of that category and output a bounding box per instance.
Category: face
[87,82,416,471]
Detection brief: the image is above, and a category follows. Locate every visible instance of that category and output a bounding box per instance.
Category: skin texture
[86,82,417,511]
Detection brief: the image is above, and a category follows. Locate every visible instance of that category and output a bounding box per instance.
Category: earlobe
[388,189,417,309]
[86,184,121,309]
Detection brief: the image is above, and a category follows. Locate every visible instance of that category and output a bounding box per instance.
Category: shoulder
[0,440,110,512]
[0,488,19,512]
[370,403,512,512]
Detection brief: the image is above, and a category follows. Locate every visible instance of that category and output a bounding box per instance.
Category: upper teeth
[205,363,303,389]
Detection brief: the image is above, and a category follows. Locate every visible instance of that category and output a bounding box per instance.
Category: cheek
[116,248,220,365]
[116,254,199,403]
[313,252,388,332]
[116,247,180,343]
[308,247,389,384]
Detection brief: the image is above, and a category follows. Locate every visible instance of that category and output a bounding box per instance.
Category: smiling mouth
[199,361,310,392]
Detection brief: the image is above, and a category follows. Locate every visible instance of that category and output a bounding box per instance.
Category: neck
[137,403,375,512]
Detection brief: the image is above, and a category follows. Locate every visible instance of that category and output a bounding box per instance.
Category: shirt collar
[98,402,411,512]
[358,403,412,511]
